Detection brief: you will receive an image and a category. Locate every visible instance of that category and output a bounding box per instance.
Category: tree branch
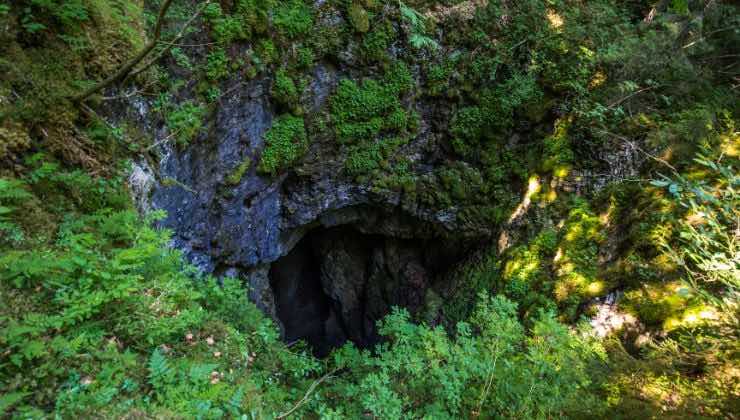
[276,369,338,419]
[126,0,211,82]
[72,0,175,103]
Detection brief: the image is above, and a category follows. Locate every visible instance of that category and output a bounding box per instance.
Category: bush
[321,293,606,418]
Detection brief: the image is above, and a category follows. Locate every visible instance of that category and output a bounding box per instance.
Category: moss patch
[258,115,308,175]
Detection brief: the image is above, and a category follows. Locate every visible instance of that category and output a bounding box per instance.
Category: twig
[156,40,220,48]
[682,26,739,49]
[127,0,212,81]
[72,0,175,102]
[276,369,338,419]
[145,128,182,152]
[594,129,679,174]
[608,86,657,109]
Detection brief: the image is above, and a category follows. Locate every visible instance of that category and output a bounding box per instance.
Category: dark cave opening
[268,224,470,357]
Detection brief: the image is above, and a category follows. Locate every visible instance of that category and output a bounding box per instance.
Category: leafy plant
[205,47,230,81]
[652,152,739,303]
[399,1,439,51]
[0,178,31,245]
[273,0,312,39]
[167,101,206,146]
[321,293,606,418]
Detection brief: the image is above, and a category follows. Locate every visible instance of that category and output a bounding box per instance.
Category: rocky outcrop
[138,63,486,351]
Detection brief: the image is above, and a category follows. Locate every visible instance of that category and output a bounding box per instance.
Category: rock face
[269,225,469,355]
[146,64,485,352]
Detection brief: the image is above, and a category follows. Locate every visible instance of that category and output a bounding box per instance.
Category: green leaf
[0,392,29,414]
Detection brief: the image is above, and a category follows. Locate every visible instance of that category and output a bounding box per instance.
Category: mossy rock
[225,158,252,186]
[258,115,308,175]
[348,2,370,33]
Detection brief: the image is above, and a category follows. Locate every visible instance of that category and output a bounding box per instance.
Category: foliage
[0,175,318,417]
[166,101,206,146]
[17,0,89,33]
[361,20,396,63]
[321,293,606,418]
[272,68,301,110]
[347,2,369,33]
[0,179,32,245]
[225,157,252,186]
[652,151,739,303]
[257,114,308,175]
[1,0,739,417]
[399,1,439,51]
[330,62,414,145]
[273,0,313,39]
[205,47,230,81]
[204,2,248,44]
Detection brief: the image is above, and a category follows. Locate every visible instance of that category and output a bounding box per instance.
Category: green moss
[204,3,249,44]
[348,2,370,33]
[258,115,307,175]
[361,20,395,63]
[542,117,575,175]
[345,137,407,178]
[205,47,229,81]
[294,45,315,69]
[425,61,454,97]
[450,106,484,156]
[272,69,300,109]
[330,62,415,145]
[225,157,252,186]
[273,0,313,39]
[257,39,278,65]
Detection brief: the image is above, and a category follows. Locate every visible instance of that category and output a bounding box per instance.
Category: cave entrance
[269,224,468,357]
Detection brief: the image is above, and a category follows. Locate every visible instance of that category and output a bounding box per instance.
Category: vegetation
[1,0,738,417]
[166,101,207,146]
[257,114,308,176]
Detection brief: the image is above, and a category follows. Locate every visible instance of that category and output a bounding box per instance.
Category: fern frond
[148,348,172,388]
[399,1,439,52]
[0,179,31,202]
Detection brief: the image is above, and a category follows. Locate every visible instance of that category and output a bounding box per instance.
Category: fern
[0,178,31,245]
[398,1,439,51]
[148,349,172,389]
[0,179,31,201]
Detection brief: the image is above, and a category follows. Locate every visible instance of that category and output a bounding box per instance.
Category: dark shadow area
[269,224,470,357]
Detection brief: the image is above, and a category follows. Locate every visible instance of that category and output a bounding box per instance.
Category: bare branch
[72,0,175,103]
[126,0,211,81]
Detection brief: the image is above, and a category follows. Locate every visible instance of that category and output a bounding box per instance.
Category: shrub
[321,293,606,418]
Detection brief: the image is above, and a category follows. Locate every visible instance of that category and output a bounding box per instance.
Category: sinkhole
[268,224,469,356]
